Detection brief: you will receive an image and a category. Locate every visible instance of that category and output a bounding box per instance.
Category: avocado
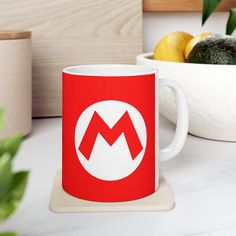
[187,34,236,65]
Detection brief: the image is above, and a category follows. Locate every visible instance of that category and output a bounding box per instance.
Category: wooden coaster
[50,170,175,213]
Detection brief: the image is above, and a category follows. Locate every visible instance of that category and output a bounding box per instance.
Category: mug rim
[63,64,158,77]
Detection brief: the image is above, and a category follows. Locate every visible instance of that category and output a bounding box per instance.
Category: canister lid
[0,31,31,40]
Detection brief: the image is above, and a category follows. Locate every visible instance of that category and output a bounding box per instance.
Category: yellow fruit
[153,31,193,62]
[185,32,213,59]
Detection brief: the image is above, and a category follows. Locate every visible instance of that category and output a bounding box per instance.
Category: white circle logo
[74,100,147,181]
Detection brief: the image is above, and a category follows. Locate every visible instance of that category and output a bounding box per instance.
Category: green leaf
[226,7,236,35]
[0,134,23,159]
[202,0,221,25]
[0,171,29,222]
[0,232,18,236]
[0,154,13,198]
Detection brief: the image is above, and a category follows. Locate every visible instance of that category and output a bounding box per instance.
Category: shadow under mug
[62,64,189,202]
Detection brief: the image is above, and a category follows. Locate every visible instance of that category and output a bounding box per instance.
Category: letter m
[79,111,143,160]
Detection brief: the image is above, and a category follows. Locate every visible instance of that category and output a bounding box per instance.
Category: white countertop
[1,116,236,236]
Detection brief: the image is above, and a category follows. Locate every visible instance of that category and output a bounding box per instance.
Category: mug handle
[158,78,189,162]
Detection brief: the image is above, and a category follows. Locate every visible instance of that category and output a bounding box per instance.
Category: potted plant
[0,109,29,236]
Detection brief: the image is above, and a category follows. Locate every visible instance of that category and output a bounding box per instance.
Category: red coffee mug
[62,64,188,202]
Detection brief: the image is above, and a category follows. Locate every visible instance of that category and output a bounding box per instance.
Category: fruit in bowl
[187,34,236,64]
[153,31,193,62]
[136,31,236,141]
[153,31,236,64]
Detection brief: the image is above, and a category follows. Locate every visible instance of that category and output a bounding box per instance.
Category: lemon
[153,31,193,62]
[185,32,213,59]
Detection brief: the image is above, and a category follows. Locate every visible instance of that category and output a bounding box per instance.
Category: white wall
[143,12,236,52]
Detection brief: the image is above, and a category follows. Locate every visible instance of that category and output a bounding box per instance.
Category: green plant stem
[226,7,236,35]
[202,0,221,25]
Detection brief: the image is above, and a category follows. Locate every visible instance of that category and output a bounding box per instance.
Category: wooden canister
[0,31,32,138]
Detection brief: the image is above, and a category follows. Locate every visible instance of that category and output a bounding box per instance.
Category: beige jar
[0,31,32,138]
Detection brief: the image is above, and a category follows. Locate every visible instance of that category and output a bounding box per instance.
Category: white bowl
[136,52,236,141]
